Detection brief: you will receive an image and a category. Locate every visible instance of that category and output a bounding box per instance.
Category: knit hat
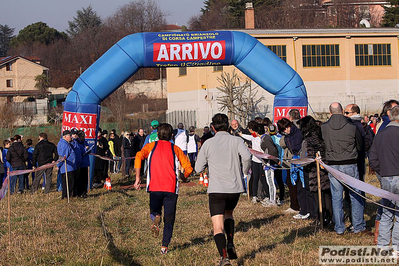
[63,130,71,136]
[268,124,277,135]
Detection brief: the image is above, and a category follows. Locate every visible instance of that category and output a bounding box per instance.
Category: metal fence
[166,110,197,128]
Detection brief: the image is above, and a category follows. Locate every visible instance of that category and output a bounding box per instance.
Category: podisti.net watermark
[319,246,398,264]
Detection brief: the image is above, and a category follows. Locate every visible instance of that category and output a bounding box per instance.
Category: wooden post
[87,166,90,192]
[316,152,323,230]
[247,174,250,201]
[7,170,11,246]
[64,162,70,203]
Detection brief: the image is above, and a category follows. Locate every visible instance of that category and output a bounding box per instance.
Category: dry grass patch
[0,172,378,265]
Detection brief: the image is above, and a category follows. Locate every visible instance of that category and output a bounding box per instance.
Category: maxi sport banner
[62,102,101,147]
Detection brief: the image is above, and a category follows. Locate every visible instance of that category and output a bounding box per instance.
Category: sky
[1,0,204,34]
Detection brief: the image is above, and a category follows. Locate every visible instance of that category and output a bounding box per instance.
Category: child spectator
[25,138,35,190]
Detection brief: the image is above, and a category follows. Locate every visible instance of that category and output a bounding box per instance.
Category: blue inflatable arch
[63,31,307,144]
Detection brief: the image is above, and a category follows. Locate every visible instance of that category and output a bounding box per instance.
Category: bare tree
[21,107,35,127]
[0,103,17,136]
[216,70,264,125]
[106,0,166,36]
[102,85,129,131]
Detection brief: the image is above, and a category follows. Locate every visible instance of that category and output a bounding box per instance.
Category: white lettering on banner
[62,111,97,139]
[154,41,226,62]
[170,44,181,60]
[274,106,307,121]
[182,43,193,60]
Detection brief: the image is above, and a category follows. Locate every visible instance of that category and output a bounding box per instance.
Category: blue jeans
[10,166,25,194]
[378,176,399,247]
[328,164,365,234]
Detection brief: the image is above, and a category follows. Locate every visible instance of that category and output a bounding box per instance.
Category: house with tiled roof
[0,55,50,125]
[0,55,49,103]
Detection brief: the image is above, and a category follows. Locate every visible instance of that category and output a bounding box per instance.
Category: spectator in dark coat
[93,130,109,187]
[321,102,365,235]
[277,118,303,213]
[377,99,399,133]
[31,132,58,193]
[200,125,214,145]
[133,128,146,176]
[298,116,332,225]
[345,104,366,182]
[6,135,28,194]
[111,129,122,173]
[123,131,134,177]
[369,105,399,248]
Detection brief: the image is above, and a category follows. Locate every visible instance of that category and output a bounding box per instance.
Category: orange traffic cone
[104,177,112,191]
[199,173,204,185]
[203,174,209,187]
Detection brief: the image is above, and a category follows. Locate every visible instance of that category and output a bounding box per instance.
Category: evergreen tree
[382,0,399,27]
[9,22,66,48]
[67,5,102,37]
[0,24,14,56]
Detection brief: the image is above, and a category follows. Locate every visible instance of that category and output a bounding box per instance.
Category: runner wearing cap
[144,120,159,146]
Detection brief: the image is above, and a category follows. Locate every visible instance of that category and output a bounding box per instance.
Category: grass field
[0,172,380,265]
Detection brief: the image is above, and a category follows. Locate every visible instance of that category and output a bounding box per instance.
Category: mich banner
[143,31,234,68]
[62,102,101,147]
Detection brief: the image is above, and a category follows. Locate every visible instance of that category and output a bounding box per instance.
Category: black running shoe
[227,243,237,260]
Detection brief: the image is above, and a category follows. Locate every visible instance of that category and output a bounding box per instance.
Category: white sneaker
[293,213,310,220]
[262,200,277,207]
[284,208,300,214]
[260,198,271,205]
[251,197,258,204]
[277,199,284,206]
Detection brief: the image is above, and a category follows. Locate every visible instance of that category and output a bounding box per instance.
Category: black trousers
[297,173,317,217]
[61,171,75,199]
[76,167,88,196]
[286,171,300,211]
[312,189,333,224]
[251,161,268,198]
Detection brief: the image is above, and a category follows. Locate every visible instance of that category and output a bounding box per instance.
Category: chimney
[245,2,255,29]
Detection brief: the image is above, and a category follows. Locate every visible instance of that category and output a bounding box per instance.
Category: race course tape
[249,149,399,202]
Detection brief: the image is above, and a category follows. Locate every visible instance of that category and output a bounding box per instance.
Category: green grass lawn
[0,173,379,265]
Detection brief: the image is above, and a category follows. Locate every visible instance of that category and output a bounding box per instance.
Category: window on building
[179,66,187,76]
[302,44,340,67]
[213,65,223,72]
[355,44,391,66]
[6,63,12,71]
[6,79,13,87]
[267,45,287,62]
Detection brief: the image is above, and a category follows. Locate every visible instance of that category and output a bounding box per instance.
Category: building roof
[0,55,48,69]
[233,28,399,38]
[164,24,182,32]
[0,90,43,97]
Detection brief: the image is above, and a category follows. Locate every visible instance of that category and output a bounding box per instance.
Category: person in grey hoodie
[195,113,251,266]
[321,102,365,235]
